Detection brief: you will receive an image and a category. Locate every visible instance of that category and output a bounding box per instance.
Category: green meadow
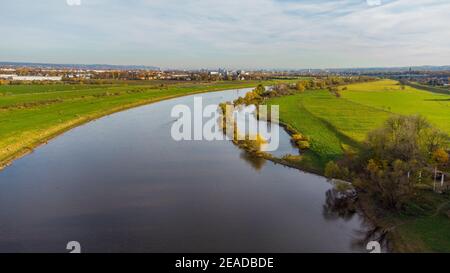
[267,79,450,171]
[0,79,296,168]
[267,79,450,252]
[343,80,450,133]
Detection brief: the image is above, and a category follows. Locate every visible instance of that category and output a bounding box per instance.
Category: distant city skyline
[1,0,449,69]
[2,61,450,72]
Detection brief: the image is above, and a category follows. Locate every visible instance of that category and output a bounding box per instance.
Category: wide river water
[0,88,371,253]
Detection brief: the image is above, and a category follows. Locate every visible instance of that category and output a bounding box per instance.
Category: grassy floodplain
[0,79,296,169]
[266,79,450,252]
[267,79,450,172]
[343,80,450,133]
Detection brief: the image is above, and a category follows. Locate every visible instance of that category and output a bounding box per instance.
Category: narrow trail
[432,200,450,217]
[387,199,450,233]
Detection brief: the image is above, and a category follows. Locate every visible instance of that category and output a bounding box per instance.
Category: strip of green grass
[0,84,112,95]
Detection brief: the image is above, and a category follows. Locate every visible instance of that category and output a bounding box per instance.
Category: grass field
[267,79,450,252]
[396,212,450,252]
[342,80,450,134]
[0,79,295,168]
[267,79,450,171]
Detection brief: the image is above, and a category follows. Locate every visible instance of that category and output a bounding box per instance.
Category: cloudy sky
[0,0,449,69]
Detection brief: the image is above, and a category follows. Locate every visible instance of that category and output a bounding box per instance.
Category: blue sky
[1,0,449,69]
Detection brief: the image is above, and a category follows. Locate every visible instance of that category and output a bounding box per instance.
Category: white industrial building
[0,74,62,81]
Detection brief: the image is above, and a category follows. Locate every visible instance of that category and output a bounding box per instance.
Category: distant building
[0,74,62,81]
[171,74,191,80]
[0,74,16,80]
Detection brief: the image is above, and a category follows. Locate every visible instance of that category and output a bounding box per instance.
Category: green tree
[254,84,266,96]
[366,115,447,164]
[325,161,341,179]
[432,148,449,168]
[348,115,448,210]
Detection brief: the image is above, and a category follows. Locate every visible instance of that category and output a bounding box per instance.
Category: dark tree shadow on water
[347,216,391,252]
[239,151,266,171]
[323,188,391,252]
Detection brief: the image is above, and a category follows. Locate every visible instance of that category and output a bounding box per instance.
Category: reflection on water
[234,104,298,157]
[323,188,389,252]
[0,88,374,253]
[239,151,267,171]
[323,189,357,221]
[353,224,389,252]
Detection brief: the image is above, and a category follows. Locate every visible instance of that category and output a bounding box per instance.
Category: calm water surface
[0,88,370,252]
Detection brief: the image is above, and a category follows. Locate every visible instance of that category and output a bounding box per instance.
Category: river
[0,88,370,253]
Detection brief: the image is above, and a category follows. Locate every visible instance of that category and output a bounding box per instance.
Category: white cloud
[66,0,81,6]
[366,0,382,6]
[1,0,450,68]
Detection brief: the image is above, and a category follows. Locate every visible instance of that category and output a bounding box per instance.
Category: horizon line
[1,60,450,71]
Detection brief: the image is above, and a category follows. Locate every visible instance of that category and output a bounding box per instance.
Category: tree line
[233,76,376,106]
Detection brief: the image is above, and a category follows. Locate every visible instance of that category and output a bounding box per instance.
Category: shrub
[292,133,304,142]
[432,148,449,167]
[282,154,302,162]
[297,140,310,150]
[296,82,306,92]
[325,161,341,179]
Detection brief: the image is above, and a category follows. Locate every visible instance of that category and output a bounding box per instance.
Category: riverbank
[0,84,367,253]
[265,79,450,172]
[0,80,297,171]
[261,80,450,252]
